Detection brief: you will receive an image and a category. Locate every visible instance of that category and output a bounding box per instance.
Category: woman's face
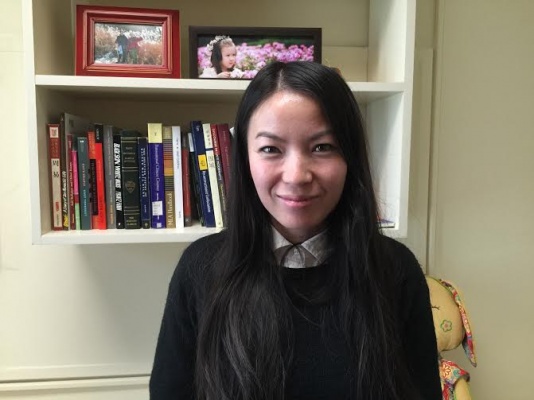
[247,90,347,243]
[220,44,237,70]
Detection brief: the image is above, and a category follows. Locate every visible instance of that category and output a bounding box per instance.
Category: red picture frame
[75,5,180,78]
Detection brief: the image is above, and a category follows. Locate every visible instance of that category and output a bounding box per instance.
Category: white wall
[429,1,534,399]
[0,2,184,398]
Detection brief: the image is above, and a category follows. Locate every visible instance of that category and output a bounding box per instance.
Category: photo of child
[195,31,318,79]
[199,36,244,78]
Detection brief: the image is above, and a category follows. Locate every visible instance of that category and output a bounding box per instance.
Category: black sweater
[150,233,441,399]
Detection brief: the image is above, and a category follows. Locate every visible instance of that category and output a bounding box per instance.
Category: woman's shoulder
[168,231,226,292]
[378,235,424,283]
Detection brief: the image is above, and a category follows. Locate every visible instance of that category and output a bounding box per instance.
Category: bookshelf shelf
[35,75,406,104]
[40,224,222,245]
[24,0,416,245]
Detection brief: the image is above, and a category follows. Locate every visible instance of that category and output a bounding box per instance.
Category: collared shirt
[272,227,330,268]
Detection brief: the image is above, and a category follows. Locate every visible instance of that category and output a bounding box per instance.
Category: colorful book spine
[137,136,151,229]
[113,131,125,229]
[77,136,92,230]
[60,112,91,230]
[71,137,81,230]
[163,126,176,228]
[202,123,223,228]
[216,122,232,197]
[103,125,117,229]
[210,123,228,226]
[87,130,98,229]
[147,123,166,228]
[120,131,142,229]
[172,126,184,228]
[47,123,62,231]
[190,121,215,227]
[93,124,107,229]
[181,132,192,227]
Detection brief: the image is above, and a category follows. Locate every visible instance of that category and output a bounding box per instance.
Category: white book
[202,123,223,228]
[172,126,184,228]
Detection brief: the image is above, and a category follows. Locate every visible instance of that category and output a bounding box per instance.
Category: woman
[150,61,441,400]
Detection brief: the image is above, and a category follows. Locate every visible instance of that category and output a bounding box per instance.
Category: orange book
[88,128,107,229]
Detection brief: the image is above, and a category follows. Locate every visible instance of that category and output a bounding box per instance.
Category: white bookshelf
[23,0,416,245]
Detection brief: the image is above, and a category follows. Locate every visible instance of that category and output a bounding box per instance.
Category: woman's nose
[282,154,312,184]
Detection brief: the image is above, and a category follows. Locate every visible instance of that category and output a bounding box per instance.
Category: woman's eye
[259,146,280,154]
[313,143,335,152]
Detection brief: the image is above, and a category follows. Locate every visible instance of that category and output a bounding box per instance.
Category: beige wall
[430,1,534,399]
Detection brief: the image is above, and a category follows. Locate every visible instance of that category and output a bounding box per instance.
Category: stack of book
[47,113,233,231]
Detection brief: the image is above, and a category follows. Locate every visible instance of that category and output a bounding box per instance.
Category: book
[77,135,92,230]
[47,123,62,231]
[59,112,92,230]
[163,126,176,228]
[67,134,76,230]
[172,126,184,228]
[120,130,142,229]
[92,124,107,229]
[103,125,117,229]
[190,121,215,227]
[210,123,228,226]
[188,131,203,225]
[181,131,192,227]
[71,136,81,230]
[216,122,232,197]
[147,123,166,228]
[202,123,223,228]
[113,130,125,229]
[137,136,151,229]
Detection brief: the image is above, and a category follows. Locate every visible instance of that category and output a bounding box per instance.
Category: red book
[88,129,107,229]
[181,132,192,226]
[216,123,232,196]
[47,123,62,231]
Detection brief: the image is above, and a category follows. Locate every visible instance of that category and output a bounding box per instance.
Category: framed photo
[75,5,180,78]
[189,26,321,79]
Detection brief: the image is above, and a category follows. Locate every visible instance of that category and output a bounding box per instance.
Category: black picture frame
[189,26,322,79]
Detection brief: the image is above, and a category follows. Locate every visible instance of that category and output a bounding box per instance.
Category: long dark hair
[196,62,416,399]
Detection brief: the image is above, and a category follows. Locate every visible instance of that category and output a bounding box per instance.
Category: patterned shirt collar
[272,227,329,268]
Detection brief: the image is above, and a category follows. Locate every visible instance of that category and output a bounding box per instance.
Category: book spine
[202,123,223,228]
[71,137,81,230]
[210,123,228,226]
[148,123,165,228]
[191,121,215,227]
[113,131,125,229]
[172,126,184,228]
[121,132,141,229]
[59,114,69,230]
[103,125,116,229]
[181,133,192,227]
[188,132,203,226]
[87,131,98,229]
[163,126,176,229]
[216,123,232,197]
[47,123,62,231]
[93,124,107,229]
[137,136,151,229]
[67,134,76,230]
[77,136,92,230]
